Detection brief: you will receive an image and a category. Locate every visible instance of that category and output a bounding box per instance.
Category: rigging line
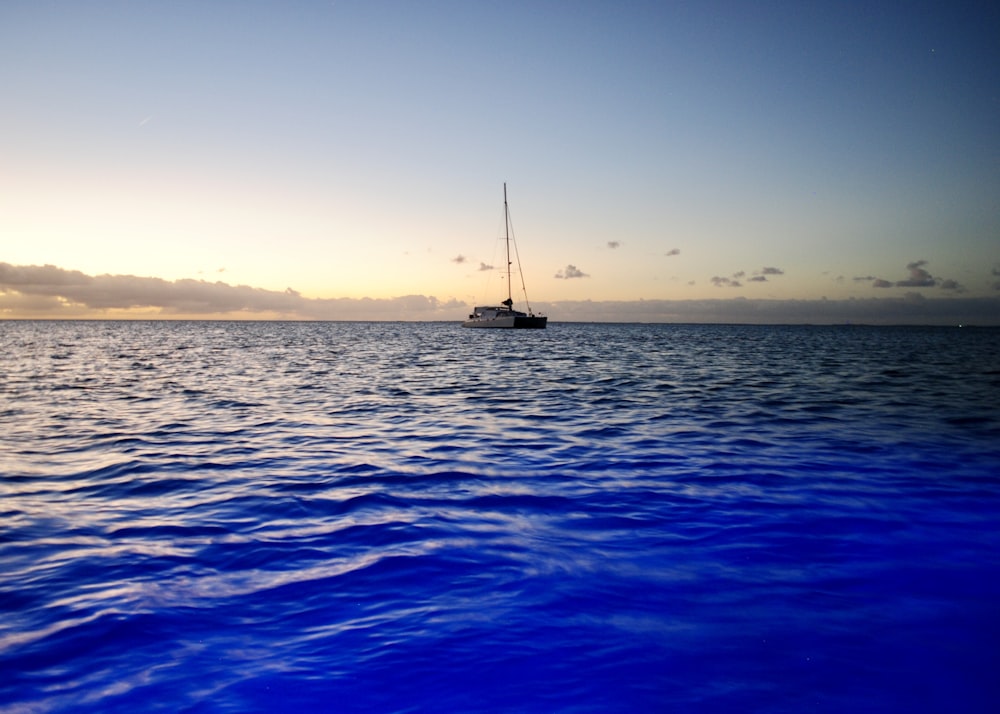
[506,208,535,316]
[504,182,512,305]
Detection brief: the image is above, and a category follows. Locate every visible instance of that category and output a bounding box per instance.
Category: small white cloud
[555,264,589,279]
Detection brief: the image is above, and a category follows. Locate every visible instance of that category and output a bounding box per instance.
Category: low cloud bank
[533,295,1000,325]
[0,263,463,321]
[2,262,998,324]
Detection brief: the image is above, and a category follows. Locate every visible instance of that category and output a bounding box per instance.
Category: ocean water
[2,320,999,713]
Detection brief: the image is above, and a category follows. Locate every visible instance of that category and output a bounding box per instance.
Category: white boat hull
[462,314,547,329]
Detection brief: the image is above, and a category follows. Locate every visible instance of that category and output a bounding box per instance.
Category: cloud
[743,266,785,284]
[665,248,680,256]
[866,260,962,290]
[711,268,751,288]
[5,262,998,325]
[452,255,467,264]
[0,263,464,320]
[478,262,493,272]
[607,241,620,249]
[713,267,783,287]
[896,260,936,287]
[555,264,589,279]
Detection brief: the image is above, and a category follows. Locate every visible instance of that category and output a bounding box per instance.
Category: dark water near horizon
[2,321,999,713]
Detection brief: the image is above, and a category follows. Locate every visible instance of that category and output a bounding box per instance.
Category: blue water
[2,321,999,713]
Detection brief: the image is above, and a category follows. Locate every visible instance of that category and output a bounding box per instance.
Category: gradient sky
[2,1,998,322]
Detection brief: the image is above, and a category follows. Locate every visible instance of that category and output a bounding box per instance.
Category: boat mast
[503,182,513,308]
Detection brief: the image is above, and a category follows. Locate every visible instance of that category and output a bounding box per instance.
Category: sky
[2,0,999,323]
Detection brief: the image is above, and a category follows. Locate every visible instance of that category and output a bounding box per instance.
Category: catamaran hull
[462,315,547,329]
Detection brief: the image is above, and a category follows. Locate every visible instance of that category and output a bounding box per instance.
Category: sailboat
[462,184,548,329]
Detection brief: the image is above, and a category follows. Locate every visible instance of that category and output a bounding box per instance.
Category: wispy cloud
[478,262,493,272]
[665,248,680,257]
[744,266,785,283]
[711,274,742,288]
[452,255,467,264]
[607,241,620,249]
[555,264,589,279]
[712,266,785,287]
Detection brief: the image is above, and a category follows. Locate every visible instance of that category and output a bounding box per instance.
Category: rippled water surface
[2,321,999,713]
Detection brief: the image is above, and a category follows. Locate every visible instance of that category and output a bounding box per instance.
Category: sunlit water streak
[2,321,999,713]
